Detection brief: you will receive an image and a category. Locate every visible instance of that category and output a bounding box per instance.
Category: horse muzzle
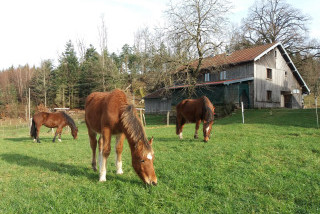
[145,177,157,186]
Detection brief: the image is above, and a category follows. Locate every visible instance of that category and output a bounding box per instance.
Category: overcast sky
[0,0,319,70]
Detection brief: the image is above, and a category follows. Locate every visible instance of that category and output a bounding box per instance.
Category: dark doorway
[284,94,292,108]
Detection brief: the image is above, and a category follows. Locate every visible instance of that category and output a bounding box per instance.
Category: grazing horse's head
[203,121,213,142]
[132,137,157,185]
[71,127,78,139]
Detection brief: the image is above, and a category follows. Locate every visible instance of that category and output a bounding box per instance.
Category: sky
[0,0,319,70]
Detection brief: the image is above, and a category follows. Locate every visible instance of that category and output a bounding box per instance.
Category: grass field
[0,109,319,213]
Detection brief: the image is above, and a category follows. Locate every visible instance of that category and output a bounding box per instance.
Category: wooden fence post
[241,102,244,124]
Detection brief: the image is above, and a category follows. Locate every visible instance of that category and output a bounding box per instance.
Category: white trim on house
[254,42,281,61]
[254,42,310,94]
[223,77,254,85]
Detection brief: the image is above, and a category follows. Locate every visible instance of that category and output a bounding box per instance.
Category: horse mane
[61,112,77,131]
[120,104,150,149]
[202,96,214,122]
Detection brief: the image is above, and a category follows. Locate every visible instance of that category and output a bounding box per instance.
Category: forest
[0,0,319,118]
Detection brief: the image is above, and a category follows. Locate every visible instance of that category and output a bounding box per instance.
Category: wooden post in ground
[241,102,244,124]
[167,111,170,126]
[316,97,319,129]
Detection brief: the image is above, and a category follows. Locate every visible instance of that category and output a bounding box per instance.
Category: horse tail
[175,102,185,135]
[30,118,37,139]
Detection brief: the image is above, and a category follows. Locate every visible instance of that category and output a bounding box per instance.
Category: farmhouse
[144,42,310,113]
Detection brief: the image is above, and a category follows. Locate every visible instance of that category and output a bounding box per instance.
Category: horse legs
[194,120,201,139]
[53,127,62,142]
[176,115,186,139]
[115,133,125,174]
[88,130,98,171]
[99,127,112,182]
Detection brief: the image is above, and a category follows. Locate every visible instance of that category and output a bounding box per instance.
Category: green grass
[1,109,320,213]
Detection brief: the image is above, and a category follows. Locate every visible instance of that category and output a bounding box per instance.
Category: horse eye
[140,160,145,163]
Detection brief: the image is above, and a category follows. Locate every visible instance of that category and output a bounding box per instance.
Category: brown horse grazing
[176,96,215,142]
[85,89,157,185]
[30,112,78,143]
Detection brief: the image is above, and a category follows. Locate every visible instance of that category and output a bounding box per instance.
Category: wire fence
[1,108,319,139]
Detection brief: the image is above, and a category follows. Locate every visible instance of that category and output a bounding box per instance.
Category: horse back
[176,99,202,122]
[85,89,128,134]
[33,112,49,124]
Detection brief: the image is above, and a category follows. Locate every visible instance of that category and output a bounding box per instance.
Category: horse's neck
[67,122,75,131]
[121,122,148,151]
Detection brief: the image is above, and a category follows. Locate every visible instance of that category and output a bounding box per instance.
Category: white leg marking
[99,151,106,182]
[179,132,183,139]
[115,135,123,174]
[58,139,62,142]
[116,161,123,174]
[99,170,106,182]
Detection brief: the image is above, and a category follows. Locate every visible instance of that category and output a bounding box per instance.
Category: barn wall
[208,63,254,82]
[254,47,302,108]
[145,98,172,114]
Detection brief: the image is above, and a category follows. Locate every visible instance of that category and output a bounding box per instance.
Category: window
[267,68,272,79]
[205,73,210,82]
[267,90,272,102]
[275,50,277,58]
[285,71,288,77]
[220,71,227,80]
[292,89,300,94]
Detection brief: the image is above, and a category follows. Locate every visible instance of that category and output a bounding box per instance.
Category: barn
[144,42,310,113]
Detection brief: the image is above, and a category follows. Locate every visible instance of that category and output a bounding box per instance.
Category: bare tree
[166,0,230,70]
[76,37,87,63]
[98,14,108,91]
[241,0,311,54]
[165,0,231,96]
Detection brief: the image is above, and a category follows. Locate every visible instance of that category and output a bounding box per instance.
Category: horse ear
[149,136,154,145]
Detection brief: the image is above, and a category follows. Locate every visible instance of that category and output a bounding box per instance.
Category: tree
[165,0,231,96]
[241,0,311,54]
[29,60,53,107]
[57,40,79,108]
[98,14,108,91]
[78,44,100,107]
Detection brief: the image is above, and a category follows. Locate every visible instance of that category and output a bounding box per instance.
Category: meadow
[0,109,319,213]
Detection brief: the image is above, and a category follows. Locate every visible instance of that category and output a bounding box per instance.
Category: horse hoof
[116,169,124,175]
[194,135,198,139]
[99,178,106,182]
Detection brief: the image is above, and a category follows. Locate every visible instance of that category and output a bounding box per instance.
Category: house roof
[180,42,310,94]
[184,42,278,70]
[144,88,167,99]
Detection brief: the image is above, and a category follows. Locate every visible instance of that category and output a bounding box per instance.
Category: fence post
[316,97,319,129]
[167,111,170,126]
[241,102,244,124]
